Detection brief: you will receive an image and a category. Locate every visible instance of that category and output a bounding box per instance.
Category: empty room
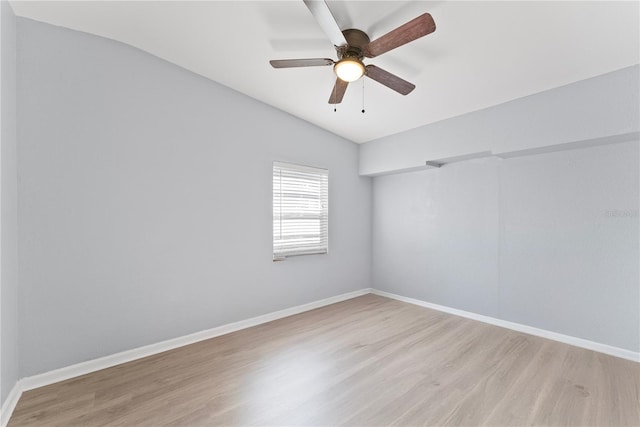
[1,0,639,426]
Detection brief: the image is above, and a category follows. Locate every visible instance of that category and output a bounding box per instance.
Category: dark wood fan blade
[365,65,415,95]
[328,78,348,104]
[270,58,334,68]
[364,13,436,58]
[303,0,348,47]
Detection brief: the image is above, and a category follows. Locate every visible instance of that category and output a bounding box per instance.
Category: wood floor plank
[8,295,640,426]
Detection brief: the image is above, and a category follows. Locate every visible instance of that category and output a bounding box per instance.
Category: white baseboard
[372,289,640,363]
[1,380,23,427]
[19,288,371,393]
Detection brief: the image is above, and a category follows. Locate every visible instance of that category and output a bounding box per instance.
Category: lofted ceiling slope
[10,1,640,144]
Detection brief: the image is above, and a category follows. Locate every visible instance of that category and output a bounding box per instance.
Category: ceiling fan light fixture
[334,58,365,82]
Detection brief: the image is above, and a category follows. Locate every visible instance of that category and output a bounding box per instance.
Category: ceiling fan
[269,0,436,104]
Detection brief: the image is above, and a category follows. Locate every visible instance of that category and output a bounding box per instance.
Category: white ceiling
[10,1,640,143]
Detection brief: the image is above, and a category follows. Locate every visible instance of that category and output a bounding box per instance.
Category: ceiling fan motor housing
[338,29,370,59]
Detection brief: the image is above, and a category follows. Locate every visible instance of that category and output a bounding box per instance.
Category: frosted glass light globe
[334,58,365,82]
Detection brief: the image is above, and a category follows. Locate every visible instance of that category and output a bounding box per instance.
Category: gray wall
[360,65,640,175]
[17,18,371,377]
[1,0,18,407]
[373,141,639,352]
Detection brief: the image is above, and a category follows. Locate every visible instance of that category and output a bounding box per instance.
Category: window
[273,161,328,259]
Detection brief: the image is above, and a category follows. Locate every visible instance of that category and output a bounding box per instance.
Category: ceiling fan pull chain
[361,77,365,114]
[334,82,337,112]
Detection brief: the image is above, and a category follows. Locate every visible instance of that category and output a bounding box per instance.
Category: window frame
[272,161,329,260]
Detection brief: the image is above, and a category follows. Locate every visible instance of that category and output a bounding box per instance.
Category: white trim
[1,380,23,427]
[372,289,640,363]
[20,288,372,392]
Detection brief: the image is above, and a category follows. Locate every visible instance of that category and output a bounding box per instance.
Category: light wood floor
[9,294,640,426]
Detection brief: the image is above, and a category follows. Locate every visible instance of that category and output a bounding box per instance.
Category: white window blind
[273,161,328,259]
